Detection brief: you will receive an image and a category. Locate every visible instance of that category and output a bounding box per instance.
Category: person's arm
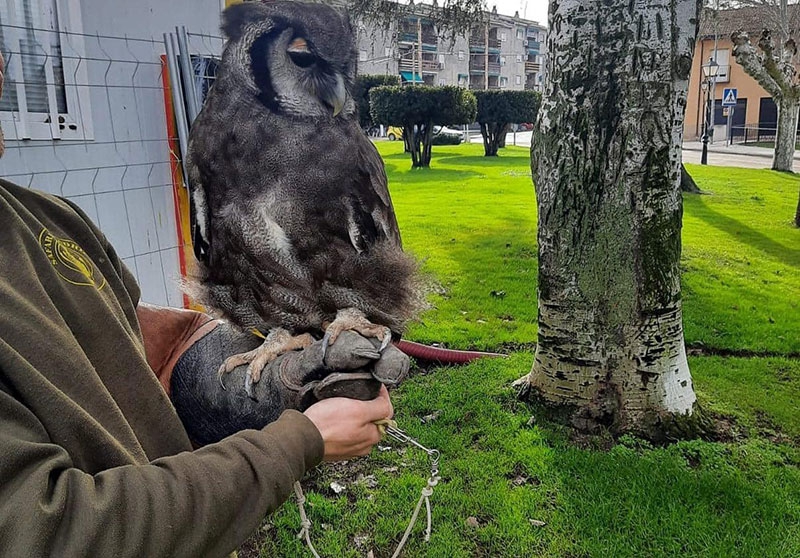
[0,384,320,557]
[0,378,391,557]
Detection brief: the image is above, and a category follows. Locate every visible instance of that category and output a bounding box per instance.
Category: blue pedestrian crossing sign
[722,88,738,107]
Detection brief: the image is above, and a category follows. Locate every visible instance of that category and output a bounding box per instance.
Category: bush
[370,85,476,167]
[353,75,400,129]
[474,90,541,156]
[431,133,462,145]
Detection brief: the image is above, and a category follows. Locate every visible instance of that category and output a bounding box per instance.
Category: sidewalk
[681,140,800,171]
[471,132,799,172]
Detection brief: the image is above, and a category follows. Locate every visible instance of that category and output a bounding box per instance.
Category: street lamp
[700,57,719,165]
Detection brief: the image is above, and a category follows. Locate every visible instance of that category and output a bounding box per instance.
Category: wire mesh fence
[0,20,224,307]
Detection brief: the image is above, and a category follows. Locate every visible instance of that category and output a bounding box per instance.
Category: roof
[699,5,800,38]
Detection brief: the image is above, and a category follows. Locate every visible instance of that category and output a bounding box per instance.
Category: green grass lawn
[251,143,800,557]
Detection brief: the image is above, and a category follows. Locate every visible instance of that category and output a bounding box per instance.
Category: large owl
[186,1,423,397]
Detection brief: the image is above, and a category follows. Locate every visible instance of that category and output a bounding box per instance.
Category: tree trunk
[795,185,800,228]
[525,0,698,436]
[421,122,434,167]
[480,122,503,156]
[407,125,420,167]
[408,122,434,168]
[773,96,799,172]
[680,164,701,193]
[402,126,412,154]
[498,123,511,148]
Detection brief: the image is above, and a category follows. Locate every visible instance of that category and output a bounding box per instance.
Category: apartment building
[356,6,547,91]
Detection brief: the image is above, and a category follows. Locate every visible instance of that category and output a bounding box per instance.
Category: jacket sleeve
[0,388,324,558]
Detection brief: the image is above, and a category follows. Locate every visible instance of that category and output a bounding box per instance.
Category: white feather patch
[193,187,209,240]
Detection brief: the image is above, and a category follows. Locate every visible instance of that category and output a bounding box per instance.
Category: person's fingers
[358,385,393,422]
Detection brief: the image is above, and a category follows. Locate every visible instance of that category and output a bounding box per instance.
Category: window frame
[710,48,731,83]
[0,0,93,141]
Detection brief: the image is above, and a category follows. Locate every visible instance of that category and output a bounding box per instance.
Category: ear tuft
[221,2,267,42]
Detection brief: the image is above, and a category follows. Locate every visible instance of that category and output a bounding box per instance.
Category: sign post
[722,89,738,146]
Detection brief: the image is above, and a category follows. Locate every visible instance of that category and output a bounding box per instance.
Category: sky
[487,0,549,26]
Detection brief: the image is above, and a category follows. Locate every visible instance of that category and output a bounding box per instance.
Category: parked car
[387,126,403,141]
[432,125,463,145]
[386,125,463,145]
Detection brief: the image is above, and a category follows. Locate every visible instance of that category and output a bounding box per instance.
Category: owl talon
[379,330,392,352]
[244,372,256,400]
[323,308,393,360]
[217,329,314,396]
[321,331,333,360]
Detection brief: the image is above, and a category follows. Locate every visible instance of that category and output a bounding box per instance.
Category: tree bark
[525,0,698,435]
[680,164,701,193]
[774,96,799,172]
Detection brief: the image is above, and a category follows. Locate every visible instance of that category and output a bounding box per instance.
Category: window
[458,50,464,61]
[0,0,91,140]
[710,48,730,83]
[500,32,507,41]
[516,54,522,63]
[439,79,445,86]
[500,77,508,88]
[384,46,391,57]
[516,28,524,40]
[515,75,521,85]
[359,49,368,62]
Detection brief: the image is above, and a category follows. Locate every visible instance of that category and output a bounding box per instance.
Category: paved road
[468,132,800,172]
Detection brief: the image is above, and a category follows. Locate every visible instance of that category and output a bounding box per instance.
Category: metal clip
[384,425,440,473]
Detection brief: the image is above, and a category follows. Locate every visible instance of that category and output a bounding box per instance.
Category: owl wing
[342,133,402,253]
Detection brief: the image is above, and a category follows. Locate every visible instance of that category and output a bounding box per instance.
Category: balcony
[399,30,438,46]
[469,34,502,50]
[469,60,501,75]
[525,61,541,73]
[525,40,541,51]
[398,58,442,72]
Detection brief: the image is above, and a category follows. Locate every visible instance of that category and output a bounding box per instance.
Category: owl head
[220,1,357,119]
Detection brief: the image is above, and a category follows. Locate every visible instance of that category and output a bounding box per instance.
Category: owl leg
[217,328,315,399]
[321,308,392,357]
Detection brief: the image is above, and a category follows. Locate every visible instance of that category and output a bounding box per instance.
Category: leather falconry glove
[169,322,409,446]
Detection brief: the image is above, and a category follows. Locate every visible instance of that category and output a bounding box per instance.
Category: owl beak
[324,74,347,117]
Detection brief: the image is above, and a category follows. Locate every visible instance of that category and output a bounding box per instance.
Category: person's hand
[303,385,393,461]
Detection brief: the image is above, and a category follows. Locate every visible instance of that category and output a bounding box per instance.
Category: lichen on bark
[525,0,700,436]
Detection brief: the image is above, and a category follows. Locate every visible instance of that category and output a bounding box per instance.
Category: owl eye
[287,37,316,68]
[288,50,316,68]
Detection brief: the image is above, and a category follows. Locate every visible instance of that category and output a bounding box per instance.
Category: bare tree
[519,0,700,437]
[730,0,799,180]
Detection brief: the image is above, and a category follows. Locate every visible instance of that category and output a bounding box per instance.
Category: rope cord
[294,422,440,557]
[294,481,322,558]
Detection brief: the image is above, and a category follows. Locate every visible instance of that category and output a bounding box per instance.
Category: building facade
[355,6,547,91]
[685,6,800,142]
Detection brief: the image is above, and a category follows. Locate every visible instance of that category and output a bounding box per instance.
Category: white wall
[0,0,222,307]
